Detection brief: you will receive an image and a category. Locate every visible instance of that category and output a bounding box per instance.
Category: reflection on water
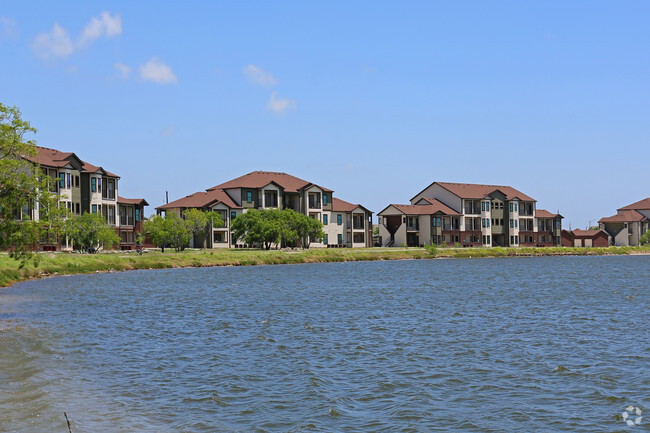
[1,256,648,432]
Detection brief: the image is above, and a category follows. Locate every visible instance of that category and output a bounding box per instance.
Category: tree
[182,208,224,248]
[0,103,64,266]
[144,213,192,252]
[641,230,650,246]
[283,209,324,248]
[231,209,283,250]
[63,212,120,252]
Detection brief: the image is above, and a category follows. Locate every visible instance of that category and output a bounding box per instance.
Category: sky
[1,1,649,228]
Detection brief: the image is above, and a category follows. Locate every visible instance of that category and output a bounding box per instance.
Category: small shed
[561,229,609,248]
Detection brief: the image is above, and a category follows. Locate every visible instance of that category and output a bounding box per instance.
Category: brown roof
[599,210,647,223]
[157,189,240,211]
[207,171,332,193]
[26,146,79,168]
[412,181,535,202]
[331,197,371,213]
[536,209,561,218]
[81,160,118,178]
[118,197,149,206]
[26,146,119,177]
[618,198,650,211]
[570,229,607,238]
[380,198,460,216]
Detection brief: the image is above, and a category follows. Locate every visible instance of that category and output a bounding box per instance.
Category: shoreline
[1,246,649,288]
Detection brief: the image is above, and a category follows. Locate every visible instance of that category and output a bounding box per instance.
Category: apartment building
[599,198,650,246]
[378,181,562,247]
[156,171,373,248]
[23,146,147,250]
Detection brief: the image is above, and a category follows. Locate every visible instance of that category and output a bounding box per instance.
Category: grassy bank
[1,245,649,288]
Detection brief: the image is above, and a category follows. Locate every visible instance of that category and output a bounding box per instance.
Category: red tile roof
[118,197,149,206]
[207,171,332,193]
[599,210,647,223]
[380,198,460,216]
[157,189,240,210]
[412,181,535,202]
[618,198,650,211]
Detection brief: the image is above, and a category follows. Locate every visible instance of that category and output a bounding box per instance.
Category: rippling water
[1,256,648,432]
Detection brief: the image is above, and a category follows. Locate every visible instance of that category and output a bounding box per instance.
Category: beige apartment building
[23,146,147,250]
[378,181,562,247]
[157,171,373,249]
[599,198,650,246]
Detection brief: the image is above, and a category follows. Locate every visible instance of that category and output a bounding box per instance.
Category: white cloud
[79,11,122,48]
[266,92,296,115]
[243,64,278,87]
[0,16,18,39]
[114,62,132,78]
[32,23,74,59]
[139,57,177,84]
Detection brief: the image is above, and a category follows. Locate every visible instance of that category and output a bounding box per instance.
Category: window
[515,220,518,228]
[97,177,101,192]
[337,214,342,225]
[324,234,328,244]
[337,233,342,244]
[509,203,513,212]
[510,219,514,228]
[247,191,253,202]
[66,173,71,188]
[75,176,80,187]
[487,219,490,228]
[482,218,486,228]
[323,214,328,225]
[135,209,140,222]
[482,201,485,211]
[59,173,65,188]
[91,178,97,192]
[75,203,80,214]
[353,233,364,243]
[92,204,97,214]
[514,235,519,244]
[231,211,237,220]
[323,194,328,206]
[514,203,518,212]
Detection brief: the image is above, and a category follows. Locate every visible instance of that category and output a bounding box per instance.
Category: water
[0,256,648,432]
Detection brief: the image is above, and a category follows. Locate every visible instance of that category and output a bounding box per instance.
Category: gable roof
[26,146,119,177]
[379,199,460,216]
[570,229,608,238]
[599,210,647,224]
[207,171,332,193]
[618,198,650,211]
[157,188,240,211]
[411,181,535,202]
[331,197,371,214]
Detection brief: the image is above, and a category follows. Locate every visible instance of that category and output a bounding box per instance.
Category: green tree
[641,230,650,246]
[231,209,283,250]
[283,209,324,249]
[0,103,65,266]
[144,214,171,252]
[63,212,120,252]
[182,208,224,248]
[144,213,193,252]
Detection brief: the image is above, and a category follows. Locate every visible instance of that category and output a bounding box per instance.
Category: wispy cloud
[114,62,131,79]
[266,92,296,115]
[0,16,18,39]
[139,57,177,84]
[32,23,74,59]
[78,11,121,48]
[243,64,278,87]
[32,11,121,60]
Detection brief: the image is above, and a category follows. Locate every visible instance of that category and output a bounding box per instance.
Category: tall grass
[1,245,648,287]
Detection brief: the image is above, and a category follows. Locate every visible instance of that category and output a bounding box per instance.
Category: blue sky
[1,2,648,227]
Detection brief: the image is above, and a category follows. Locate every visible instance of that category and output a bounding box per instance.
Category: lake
[0,256,648,432]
